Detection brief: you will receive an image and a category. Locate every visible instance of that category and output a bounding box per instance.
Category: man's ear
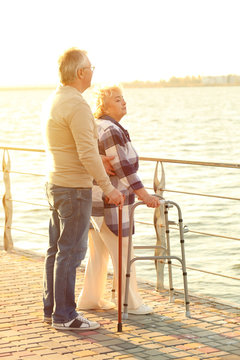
[77,68,84,79]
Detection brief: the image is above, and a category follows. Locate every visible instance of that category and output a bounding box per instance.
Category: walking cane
[117,206,123,332]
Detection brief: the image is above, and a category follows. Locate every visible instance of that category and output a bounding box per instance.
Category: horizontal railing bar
[0,146,45,152]
[170,227,240,242]
[172,263,240,281]
[140,156,240,169]
[0,170,45,177]
[8,199,48,207]
[135,220,240,241]
[163,188,240,201]
[0,225,48,237]
[143,186,240,201]
[1,147,240,169]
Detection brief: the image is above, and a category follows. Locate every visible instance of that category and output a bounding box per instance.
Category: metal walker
[122,196,191,319]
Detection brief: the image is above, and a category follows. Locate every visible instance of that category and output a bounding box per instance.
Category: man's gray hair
[58,48,88,85]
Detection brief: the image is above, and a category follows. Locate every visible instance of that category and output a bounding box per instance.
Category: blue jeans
[43,183,92,323]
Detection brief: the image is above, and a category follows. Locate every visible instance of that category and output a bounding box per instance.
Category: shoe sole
[128,311,153,315]
[53,323,100,330]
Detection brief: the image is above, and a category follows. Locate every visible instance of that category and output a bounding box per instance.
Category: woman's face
[106,90,127,122]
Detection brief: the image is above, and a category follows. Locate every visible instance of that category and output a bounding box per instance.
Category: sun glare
[0,0,239,87]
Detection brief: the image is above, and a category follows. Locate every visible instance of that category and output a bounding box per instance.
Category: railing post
[153,161,166,290]
[2,149,13,251]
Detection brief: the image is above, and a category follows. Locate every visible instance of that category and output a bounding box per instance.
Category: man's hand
[101,155,115,176]
[107,189,124,209]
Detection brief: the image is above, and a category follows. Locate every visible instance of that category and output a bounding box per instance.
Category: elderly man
[42,48,124,331]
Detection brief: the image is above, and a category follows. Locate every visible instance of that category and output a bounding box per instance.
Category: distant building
[202,75,240,85]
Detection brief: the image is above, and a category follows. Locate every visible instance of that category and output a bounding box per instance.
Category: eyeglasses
[83,66,95,72]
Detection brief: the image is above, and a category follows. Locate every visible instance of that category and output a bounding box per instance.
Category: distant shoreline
[122,75,240,88]
[1,84,240,91]
[1,75,240,90]
[122,83,240,88]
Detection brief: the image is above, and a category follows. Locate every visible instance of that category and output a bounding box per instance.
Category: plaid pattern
[91,117,143,237]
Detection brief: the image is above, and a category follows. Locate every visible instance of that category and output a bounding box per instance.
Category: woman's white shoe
[128,304,153,315]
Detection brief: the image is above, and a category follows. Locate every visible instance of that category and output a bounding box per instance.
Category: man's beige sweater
[43,85,114,196]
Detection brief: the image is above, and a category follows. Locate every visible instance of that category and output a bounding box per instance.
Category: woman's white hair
[94,85,123,119]
[58,48,88,85]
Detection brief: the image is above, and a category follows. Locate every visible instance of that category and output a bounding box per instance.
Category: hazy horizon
[1,73,239,90]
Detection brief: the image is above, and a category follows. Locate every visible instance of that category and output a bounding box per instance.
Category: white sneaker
[52,314,100,330]
[101,300,116,310]
[128,304,153,315]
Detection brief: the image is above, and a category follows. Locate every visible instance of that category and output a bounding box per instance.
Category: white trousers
[77,220,143,310]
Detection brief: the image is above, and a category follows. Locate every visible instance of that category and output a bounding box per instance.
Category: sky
[0,0,239,87]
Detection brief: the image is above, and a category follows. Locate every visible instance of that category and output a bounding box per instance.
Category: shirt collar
[99,115,131,141]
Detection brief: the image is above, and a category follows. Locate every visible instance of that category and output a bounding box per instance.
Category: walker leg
[123,224,134,320]
[123,270,130,320]
[164,204,175,303]
[171,201,191,317]
[111,276,116,303]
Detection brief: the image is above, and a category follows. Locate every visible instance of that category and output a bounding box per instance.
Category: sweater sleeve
[100,125,144,191]
[68,102,114,196]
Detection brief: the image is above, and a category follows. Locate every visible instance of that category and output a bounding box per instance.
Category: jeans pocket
[47,189,73,219]
[76,188,92,202]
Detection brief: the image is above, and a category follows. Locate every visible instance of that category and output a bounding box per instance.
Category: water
[1,86,240,306]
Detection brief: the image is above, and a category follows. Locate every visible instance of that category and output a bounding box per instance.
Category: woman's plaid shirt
[91,116,144,237]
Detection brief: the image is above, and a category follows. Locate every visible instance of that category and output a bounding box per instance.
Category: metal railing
[1,146,240,295]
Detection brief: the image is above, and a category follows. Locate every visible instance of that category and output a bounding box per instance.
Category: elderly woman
[77,85,160,315]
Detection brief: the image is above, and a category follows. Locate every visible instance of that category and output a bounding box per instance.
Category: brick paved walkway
[1,249,240,360]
